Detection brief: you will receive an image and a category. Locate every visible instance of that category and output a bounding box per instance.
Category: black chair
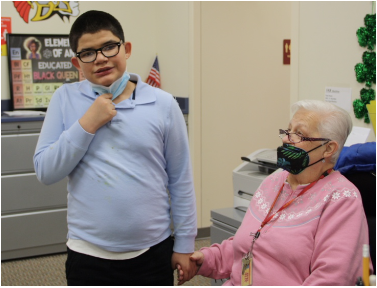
[343,171,376,270]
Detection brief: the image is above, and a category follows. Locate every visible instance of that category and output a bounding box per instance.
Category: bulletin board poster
[7,33,85,110]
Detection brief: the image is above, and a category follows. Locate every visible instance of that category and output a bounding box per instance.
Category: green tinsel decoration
[365,113,371,123]
[354,13,376,123]
[353,99,370,123]
[360,87,376,104]
[355,63,368,84]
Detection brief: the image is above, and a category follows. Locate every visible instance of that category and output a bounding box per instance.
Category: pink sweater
[198,170,373,285]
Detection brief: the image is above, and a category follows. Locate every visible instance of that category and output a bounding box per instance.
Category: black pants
[66,236,174,286]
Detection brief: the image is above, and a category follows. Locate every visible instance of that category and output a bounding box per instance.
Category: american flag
[146,56,160,88]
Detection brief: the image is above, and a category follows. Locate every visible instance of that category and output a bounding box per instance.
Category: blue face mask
[90,72,130,101]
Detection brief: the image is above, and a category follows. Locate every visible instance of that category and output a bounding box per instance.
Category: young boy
[34,10,197,286]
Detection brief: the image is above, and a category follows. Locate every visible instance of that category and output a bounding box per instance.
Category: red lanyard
[251,169,332,241]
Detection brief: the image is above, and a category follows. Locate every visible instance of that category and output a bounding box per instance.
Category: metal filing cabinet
[1,118,68,260]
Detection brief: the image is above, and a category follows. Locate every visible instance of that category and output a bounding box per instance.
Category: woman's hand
[176,251,204,285]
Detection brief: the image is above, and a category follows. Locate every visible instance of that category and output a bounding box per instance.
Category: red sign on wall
[1,17,11,56]
[283,39,291,65]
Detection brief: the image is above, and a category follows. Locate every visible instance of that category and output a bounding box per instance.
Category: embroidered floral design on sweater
[253,176,358,222]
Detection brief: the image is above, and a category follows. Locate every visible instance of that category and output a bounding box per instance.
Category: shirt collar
[129,73,156,105]
[77,73,156,106]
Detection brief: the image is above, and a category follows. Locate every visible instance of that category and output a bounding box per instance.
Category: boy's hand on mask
[79,93,117,133]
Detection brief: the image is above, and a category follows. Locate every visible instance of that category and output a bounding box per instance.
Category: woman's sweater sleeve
[197,237,235,280]
[303,184,372,285]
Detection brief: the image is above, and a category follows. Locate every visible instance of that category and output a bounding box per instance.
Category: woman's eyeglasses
[279,129,331,143]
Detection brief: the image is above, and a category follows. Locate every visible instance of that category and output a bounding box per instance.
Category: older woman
[178,100,373,285]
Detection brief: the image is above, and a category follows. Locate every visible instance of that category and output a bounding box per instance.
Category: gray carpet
[1,239,211,286]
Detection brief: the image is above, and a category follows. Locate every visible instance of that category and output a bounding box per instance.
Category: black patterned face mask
[277,142,328,175]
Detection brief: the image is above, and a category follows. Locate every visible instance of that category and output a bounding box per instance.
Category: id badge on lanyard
[241,255,253,285]
[241,230,259,286]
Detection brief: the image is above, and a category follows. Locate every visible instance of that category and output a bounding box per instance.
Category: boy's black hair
[69,10,125,53]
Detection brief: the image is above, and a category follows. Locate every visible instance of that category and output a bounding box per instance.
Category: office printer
[233,149,278,211]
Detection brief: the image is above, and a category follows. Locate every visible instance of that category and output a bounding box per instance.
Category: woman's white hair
[291,100,353,163]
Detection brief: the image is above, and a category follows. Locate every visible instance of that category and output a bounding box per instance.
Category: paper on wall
[344,126,371,147]
[324,87,352,112]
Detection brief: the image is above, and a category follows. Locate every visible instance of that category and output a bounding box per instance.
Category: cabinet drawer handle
[238,190,252,197]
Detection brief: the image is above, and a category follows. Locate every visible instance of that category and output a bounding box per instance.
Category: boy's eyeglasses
[76,40,123,63]
[279,129,331,143]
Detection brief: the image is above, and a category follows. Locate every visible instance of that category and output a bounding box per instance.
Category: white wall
[196,1,291,227]
[291,1,376,141]
[155,2,189,97]
[1,1,189,99]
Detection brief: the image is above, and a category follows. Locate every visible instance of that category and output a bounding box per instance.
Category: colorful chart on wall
[7,33,85,110]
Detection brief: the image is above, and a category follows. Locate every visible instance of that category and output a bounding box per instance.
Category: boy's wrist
[79,117,98,134]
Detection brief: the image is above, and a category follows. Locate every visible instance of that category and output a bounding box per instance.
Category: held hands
[174,251,204,285]
[172,253,197,285]
[79,93,116,134]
